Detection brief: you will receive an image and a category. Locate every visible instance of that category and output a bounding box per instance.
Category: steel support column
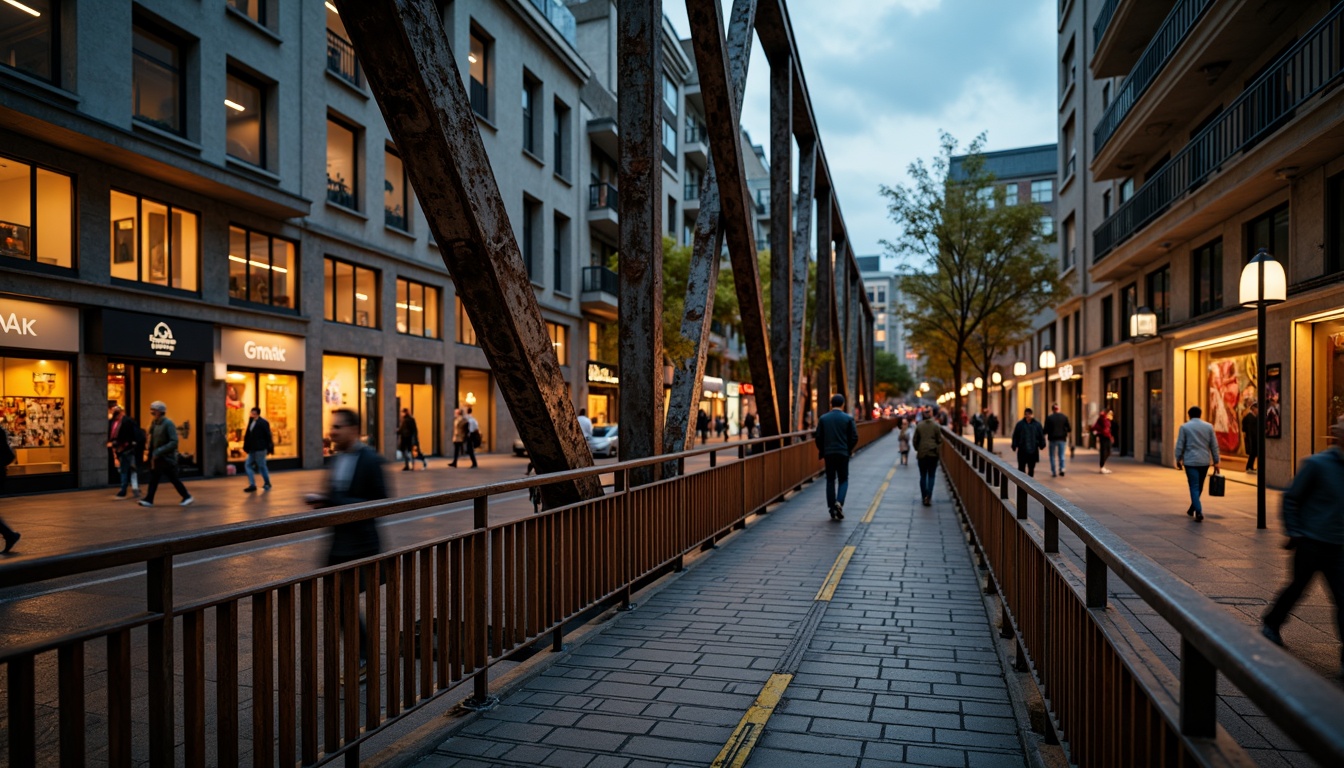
[831,236,848,402]
[813,190,833,405]
[847,257,860,411]
[687,0,782,438]
[664,0,757,461]
[792,138,815,429]
[617,0,664,485]
[769,56,794,432]
[337,0,600,506]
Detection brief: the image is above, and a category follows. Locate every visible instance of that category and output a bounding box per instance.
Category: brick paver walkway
[417,443,1026,768]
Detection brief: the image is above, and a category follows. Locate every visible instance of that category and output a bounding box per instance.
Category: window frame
[553,98,570,179]
[455,296,479,346]
[1030,179,1053,203]
[396,277,440,339]
[228,225,296,312]
[1244,202,1289,270]
[1146,265,1171,327]
[225,67,267,169]
[0,152,75,271]
[1101,295,1114,347]
[132,21,188,136]
[547,321,567,364]
[323,255,379,328]
[553,211,570,294]
[109,189,201,293]
[326,114,361,211]
[522,196,539,282]
[0,0,59,84]
[1192,238,1224,316]
[1119,282,1138,342]
[468,25,491,120]
[384,145,409,231]
[521,71,540,156]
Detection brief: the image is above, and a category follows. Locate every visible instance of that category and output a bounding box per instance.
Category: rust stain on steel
[813,190,832,401]
[792,138,816,426]
[664,0,757,462]
[337,0,600,505]
[769,55,793,431]
[687,0,782,439]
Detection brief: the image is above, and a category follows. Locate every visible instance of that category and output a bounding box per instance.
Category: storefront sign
[726,381,740,397]
[739,382,755,395]
[702,376,724,394]
[1057,364,1074,381]
[220,328,306,372]
[92,309,214,363]
[587,361,619,384]
[0,297,79,353]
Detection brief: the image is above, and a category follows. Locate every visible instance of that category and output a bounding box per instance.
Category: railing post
[1000,472,1009,500]
[710,449,717,468]
[1180,638,1218,739]
[1044,509,1059,554]
[1016,486,1029,520]
[147,555,175,768]
[468,496,492,707]
[1086,546,1108,609]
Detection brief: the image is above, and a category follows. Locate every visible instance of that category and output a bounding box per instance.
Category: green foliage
[874,351,914,400]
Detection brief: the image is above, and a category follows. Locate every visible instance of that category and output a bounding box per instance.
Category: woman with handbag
[1175,405,1221,522]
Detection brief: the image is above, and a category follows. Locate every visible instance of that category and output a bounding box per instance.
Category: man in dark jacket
[1242,402,1260,473]
[1261,416,1344,681]
[985,412,1000,453]
[243,407,274,492]
[1044,403,1071,477]
[107,405,142,498]
[1011,408,1047,478]
[971,409,986,448]
[814,393,859,520]
[914,409,943,506]
[139,401,193,507]
[397,408,426,471]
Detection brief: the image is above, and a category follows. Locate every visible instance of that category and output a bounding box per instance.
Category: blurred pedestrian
[815,394,859,520]
[449,408,467,467]
[914,407,943,506]
[972,408,987,448]
[1242,402,1260,474]
[1011,408,1046,478]
[139,401,194,508]
[985,411,999,453]
[1260,416,1344,682]
[1092,409,1115,474]
[577,408,593,439]
[1175,406,1220,522]
[107,405,142,498]
[397,408,424,471]
[897,418,912,466]
[0,424,20,553]
[696,409,710,445]
[464,407,480,468]
[743,410,757,439]
[243,407,274,491]
[1045,403,1071,477]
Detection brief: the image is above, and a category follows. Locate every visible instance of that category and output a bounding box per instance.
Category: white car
[587,424,619,457]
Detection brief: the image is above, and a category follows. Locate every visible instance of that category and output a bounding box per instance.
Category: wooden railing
[0,419,897,766]
[940,430,1344,766]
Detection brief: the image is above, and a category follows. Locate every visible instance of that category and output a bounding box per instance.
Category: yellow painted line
[815,546,856,602]
[711,672,794,768]
[861,464,899,524]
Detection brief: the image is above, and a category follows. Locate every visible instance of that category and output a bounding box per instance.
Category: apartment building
[1052,0,1344,487]
[856,255,906,369]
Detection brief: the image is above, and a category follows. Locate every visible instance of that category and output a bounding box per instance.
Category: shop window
[384,146,409,231]
[1030,179,1052,203]
[455,296,478,346]
[553,212,570,293]
[1146,266,1170,326]
[547,321,567,364]
[326,116,360,210]
[226,0,266,26]
[132,23,186,135]
[322,355,379,452]
[396,278,440,338]
[323,256,378,327]
[109,364,200,473]
[228,225,295,310]
[0,155,73,269]
[1245,203,1289,272]
[468,26,490,119]
[1192,238,1223,316]
[1119,283,1137,342]
[109,190,200,291]
[0,0,56,83]
[225,370,299,462]
[0,357,71,476]
[522,72,540,156]
[225,69,266,168]
[1101,295,1114,347]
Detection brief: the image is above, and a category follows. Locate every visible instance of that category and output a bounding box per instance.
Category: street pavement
[417,439,1027,768]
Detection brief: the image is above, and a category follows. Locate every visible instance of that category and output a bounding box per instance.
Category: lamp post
[1039,347,1056,415]
[1239,247,1286,529]
[992,371,1004,435]
[974,376,984,413]
[1012,361,1027,418]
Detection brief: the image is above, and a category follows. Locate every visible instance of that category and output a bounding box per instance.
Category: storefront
[1178,341,1258,469]
[321,354,380,455]
[1144,369,1164,463]
[396,362,440,456]
[1307,314,1343,455]
[739,382,757,426]
[1103,363,1134,457]
[0,296,80,492]
[456,367,493,451]
[94,309,212,477]
[586,360,618,425]
[726,381,741,434]
[219,328,305,471]
[699,376,725,421]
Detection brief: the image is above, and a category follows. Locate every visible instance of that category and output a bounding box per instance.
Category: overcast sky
[662,0,1058,268]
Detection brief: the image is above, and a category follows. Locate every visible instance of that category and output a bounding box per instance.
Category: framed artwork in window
[148,212,167,280]
[113,218,136,263]
[0,221,31,258]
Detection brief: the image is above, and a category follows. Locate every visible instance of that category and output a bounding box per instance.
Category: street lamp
[1130,305,1158,339]
[1013,361,1027,377]
[992,371,1005,435]
[1039,346,1056,414]
[1239,247,1286,529]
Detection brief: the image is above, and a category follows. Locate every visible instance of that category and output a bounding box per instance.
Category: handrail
[1092,0,1121,49]
[1093,0,1214,154]
[1094,3,1344,261]
[588,181,618,210]
[581,264,619,295]
[940,428,1344,764]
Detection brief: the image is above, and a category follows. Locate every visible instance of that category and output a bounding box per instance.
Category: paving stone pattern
[418,442,1026,768]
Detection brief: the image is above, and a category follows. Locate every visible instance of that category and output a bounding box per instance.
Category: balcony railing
[588,182,618,211]
[684,182,700,201]
[385,206,408,231]
[1093,0,1215,154]
[1092,0,1120,48]
[685,122,708,144]
[469,78,488,118]
[326,176,357,209]
[582,265,619,295]
[526,0,577,46]
[1094,5,1344,262]
[326,29,359,87]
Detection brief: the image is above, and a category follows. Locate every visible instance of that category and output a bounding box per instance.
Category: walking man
[972,409,987,448]
[241,407,274,491]
[743,410,757,439]
[1175,406,1220,523]
[396,408,422,471]
[0,424,20,553]
[464,407,480,467]
[1011,408,1047,477]
[139,401,194,507]
[1044,403,1071,477]
[815,394,859,519]
[696,409,710,445]
[450,408,466,466]
[1092,409,1115,474]
[1261,416,1344,682]
[985,411,999,453]
[1243,402,1260,473]
[914,407,943,507]
[107,405,142,498]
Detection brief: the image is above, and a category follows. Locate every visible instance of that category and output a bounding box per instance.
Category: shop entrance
[108,362,201,476]
[225,370,301,469]
[396,363,440,456]
[322,355,380,455]
[455,368,492,452]
[1103,364,1132,457]
[1145,369,1163,463]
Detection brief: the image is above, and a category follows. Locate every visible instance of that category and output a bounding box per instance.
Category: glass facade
[229,226,295,309]
[225,370,300,463]
[0,155,73,268]
[324,257,378,327]
[109,191,200,291]
[322,355,379,453]
[108,362,201,473]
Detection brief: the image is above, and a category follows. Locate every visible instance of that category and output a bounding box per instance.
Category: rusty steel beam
[813,189,832,404]
[686,0,782,438]
[664,0,757,462]
[792,138,815,428]
[831,236,848,402]
[847,262,861,411]
[617,0,665,486]
[769,55,793,432]
[336,0,600,507]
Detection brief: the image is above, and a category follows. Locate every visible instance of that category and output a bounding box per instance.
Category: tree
[882,132,1067,420]
[873,351,914,401]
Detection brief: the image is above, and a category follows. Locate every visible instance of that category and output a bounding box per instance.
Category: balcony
[1093,6,1344,273]
[385,206,408,232]
[587,182,619,240]
[326,29,360,88]
[1093,0,1214,155]
[587,117,620,161]
[684,121,708,167]
[525,0,577,46]
[580,266,619,320]
[1092,0,1179,78]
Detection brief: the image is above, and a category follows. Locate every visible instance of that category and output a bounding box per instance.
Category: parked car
[512,437,528,457]
[587,424,619,457]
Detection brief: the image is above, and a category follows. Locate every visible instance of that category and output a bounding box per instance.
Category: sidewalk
[417,441,1027,767]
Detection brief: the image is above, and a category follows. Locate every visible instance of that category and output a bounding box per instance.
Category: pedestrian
[305,407,387,678]
[743,410,757,439]
[1242,402,1260,474]
[577,408,593,439]
[1175,405,1220,523]
[107,405,142,498]
[0,424,21,553]
[972,408,987,448]
[138,401,194,507]
[464,407,480,467]
[1044,403,1071,477]
[717,415,729,442]
[1260,416,1344,682]
[243,407,274,491]
[1011,408,1046,478]
[985,411,999,453]
[914,406,943,506]
[397,408,420,472]
[696,409,710,445]
[449,408,467,467]
[1092,409,1115,474]
[815,393,859,520]
[897,418,912,466]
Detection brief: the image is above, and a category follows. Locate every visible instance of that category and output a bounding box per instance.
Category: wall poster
[1265,363,1282,439]
[1207,351,1257,456]
[0,397,67,448]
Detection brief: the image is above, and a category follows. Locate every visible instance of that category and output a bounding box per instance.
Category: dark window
[228,226,295,310]
[227,0,266,26]
[1102,295,1114,347]
[132,24,186,134]
[396,278,440,338]
[1192,238,1223,316]
[468,27,490,118]
[1329,173,1344,275]
[324,256,378,327]
[1119,282,1137,341]
[522,73,539,155]
[1245,203,1289,269]
[1062,215,1076,270]
[1062,315,1070,359]
[1146,266,1171,326]
[553,212,570,293]
[554,99,570,178]
[0,153,74,269]
[0,0,56,83]
[1072,310,1081,356]
[662,118,677,167]
[522,197,539,281]
[225,70,266,168]
[1102,189,1112,218]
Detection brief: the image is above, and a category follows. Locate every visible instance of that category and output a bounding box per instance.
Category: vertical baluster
[301,580,319,765]
[492,528,505,658]
[364,562,381,731]
[401,552,416,708]
[8,653,36,766]
[449,539,464,683]
[58,642,86,767]
[321,574,340,754]
[437,543,451,690]
[385,556,402,717]
[252,591,275,768]
[1179,638,1217,739]
[278,586,297,768]
[182,611,206,767]
[419,549,433,698]
[472,496,491,705]
[217,602,240,767]
[340,568,360,746]
[147,556,175,768]
[108,630,132,765]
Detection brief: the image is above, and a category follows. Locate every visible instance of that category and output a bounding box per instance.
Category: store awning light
[1013,361,1027,377]
[3,1,41,17]
[224,99,246,112]
[1039,348,1056,369]
[991,371,1002,385]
